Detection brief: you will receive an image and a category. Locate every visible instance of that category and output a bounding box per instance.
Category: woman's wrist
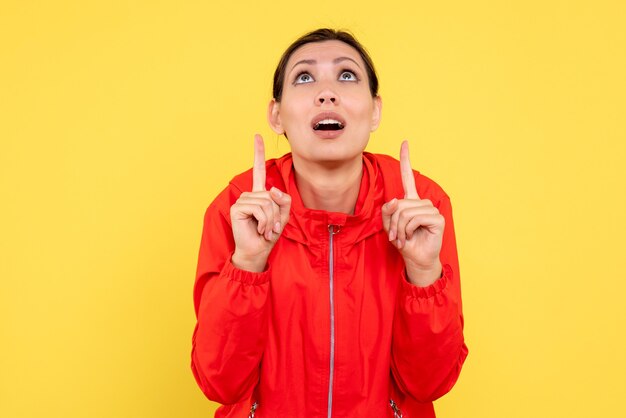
[405,259,442,287]
[231,250,269,273]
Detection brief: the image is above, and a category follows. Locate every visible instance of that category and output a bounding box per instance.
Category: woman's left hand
[382,141,444,287]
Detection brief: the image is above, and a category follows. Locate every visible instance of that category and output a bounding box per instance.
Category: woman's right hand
[230,134,291,272]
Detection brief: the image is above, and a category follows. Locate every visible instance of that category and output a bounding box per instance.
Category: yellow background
[1,1,625,417]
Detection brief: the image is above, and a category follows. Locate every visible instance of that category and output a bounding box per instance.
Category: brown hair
[272,28,379,101]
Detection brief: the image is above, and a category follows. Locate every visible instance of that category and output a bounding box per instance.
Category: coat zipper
[248,401,258,418]
[327,224,340,418]
[389,399,403,418]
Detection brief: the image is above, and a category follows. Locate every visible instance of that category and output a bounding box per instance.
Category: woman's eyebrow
[333,57,361,68]
[289,56,362,73]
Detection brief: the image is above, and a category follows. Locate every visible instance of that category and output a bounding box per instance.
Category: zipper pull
[328,224,341,234]
[248,401,258,418]
[389,399,403,418]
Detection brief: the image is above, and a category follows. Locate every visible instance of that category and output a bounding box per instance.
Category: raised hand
[381,141,444,286]
[230,134,291,272]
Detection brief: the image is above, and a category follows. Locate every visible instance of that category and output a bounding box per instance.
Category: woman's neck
[293,156,363,214]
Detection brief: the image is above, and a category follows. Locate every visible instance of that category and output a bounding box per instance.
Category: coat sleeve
[191,185,270,405]
[390,193,469,403]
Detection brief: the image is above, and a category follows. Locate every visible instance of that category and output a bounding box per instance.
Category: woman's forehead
[286,40,364,70]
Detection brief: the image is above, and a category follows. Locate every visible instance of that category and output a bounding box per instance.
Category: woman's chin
[287,131,369,163]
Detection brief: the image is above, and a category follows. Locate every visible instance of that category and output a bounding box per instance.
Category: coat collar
[268,153,385,246]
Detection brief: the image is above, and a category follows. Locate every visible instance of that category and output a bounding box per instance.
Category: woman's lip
[313,128,344,139]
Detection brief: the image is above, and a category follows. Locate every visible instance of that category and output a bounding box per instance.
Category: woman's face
[268,40,382,166]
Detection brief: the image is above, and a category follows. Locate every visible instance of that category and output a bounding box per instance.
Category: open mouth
[313,119,345,131]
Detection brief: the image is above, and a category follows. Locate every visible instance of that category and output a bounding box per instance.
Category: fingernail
[389,230,395,241]
[274,222,281,233]
[396,239,402,248]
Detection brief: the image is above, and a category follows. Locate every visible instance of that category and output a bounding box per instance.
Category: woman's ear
[370,95,382,132]
[268,99,285,135]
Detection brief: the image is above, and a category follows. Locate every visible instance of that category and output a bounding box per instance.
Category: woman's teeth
[314,119,344,131]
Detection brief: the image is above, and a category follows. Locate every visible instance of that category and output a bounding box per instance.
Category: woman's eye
[339,71,357,81]
[295,72,314,84]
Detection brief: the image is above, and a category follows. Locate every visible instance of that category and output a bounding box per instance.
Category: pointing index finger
[400,140,420,199]
[252,134,266,191]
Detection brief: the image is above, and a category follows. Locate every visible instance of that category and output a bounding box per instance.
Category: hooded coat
[191,152,468,418]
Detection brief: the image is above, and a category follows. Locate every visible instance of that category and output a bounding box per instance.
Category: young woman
[191,28,468,418]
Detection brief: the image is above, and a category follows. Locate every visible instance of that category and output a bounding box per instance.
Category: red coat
[191,152,468,417]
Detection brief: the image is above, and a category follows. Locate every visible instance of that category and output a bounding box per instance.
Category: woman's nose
[315,89,338,105]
